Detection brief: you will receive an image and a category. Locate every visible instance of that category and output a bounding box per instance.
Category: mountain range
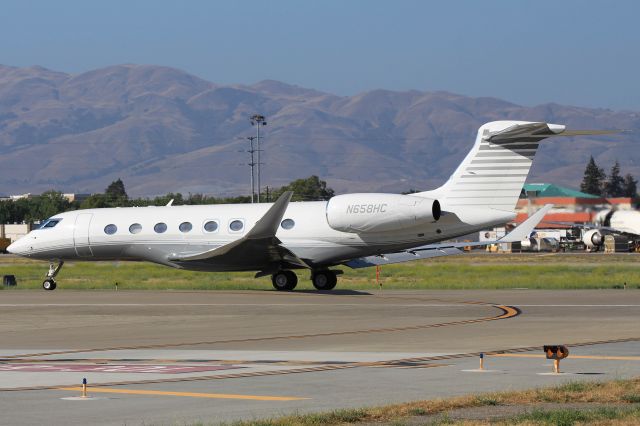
[1,64,638,197]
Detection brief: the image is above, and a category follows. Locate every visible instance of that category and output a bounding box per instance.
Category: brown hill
[0,64,638,197]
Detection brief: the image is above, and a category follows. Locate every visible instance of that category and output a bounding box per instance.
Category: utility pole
[246,136,257,203]
[237,136,258,203]
[250,114,267,202]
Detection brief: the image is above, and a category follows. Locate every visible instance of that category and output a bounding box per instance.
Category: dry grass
[224,378,640,425]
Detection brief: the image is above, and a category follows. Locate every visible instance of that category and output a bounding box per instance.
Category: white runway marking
[0,303,477,307]
[1,303,638,307]
[517,305,640,307]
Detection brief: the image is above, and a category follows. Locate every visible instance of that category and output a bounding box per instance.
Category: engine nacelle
[326,193,441,233]
[583,229,603,249]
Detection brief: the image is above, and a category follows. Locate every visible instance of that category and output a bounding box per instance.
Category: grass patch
[474,396,499,406]
[557,381,590,393]
[224,377,640,426]
[623,393,640,403]
[2,253,640,290]
[511,406,640,425]
[225,408,369,426]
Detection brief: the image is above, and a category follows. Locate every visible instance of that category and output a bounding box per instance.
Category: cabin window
[154,222,167,233]
[129,223,142,234]
[179,222,192,233]
[281,218,295,230]
[104,224,117,235]
[203,220,218,233]
[229,219,244,232]
[38,219,62,229]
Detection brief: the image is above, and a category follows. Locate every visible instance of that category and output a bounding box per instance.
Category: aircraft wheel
[312,271,337,291]
[271,271,297,291]
[43,279,57,291]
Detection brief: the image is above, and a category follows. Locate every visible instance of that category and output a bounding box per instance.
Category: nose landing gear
[43,260,64,291]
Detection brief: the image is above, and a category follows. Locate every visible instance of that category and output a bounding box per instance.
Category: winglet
[499,204,553,243]
[245,191,293,240]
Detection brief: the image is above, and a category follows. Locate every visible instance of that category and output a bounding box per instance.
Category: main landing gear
[311,270,337,291]
[270,269,340,291]
[271,270,298,291]
[43,260,64,291]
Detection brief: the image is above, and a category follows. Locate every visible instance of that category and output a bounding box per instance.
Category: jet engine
[582,229,604,251]
[326,193,441,233]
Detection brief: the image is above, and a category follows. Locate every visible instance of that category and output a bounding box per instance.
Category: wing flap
[345,247,463,268]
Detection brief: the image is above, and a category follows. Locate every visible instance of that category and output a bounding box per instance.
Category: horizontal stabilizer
[486,123,620,143]
[554,129,622,137]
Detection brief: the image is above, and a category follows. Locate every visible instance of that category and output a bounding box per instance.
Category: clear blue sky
[1,0,638,109]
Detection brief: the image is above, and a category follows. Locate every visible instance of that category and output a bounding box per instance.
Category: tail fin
[427,121,566,212]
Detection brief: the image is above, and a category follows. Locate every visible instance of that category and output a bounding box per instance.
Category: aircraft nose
[6,239,28,255]
[6,241,17,254]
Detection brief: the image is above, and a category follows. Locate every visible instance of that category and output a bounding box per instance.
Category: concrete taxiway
[0,290,639,425]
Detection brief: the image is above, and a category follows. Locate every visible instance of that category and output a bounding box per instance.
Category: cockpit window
[38,219,62,229]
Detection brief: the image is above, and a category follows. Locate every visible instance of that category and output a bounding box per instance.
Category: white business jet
[8,121,604,291]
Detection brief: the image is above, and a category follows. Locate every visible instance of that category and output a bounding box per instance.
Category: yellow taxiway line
[58,387,309,401]
[492,354,640,361]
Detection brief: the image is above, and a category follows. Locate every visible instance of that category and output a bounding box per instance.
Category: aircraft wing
[168,191,309,269]
[543,218,640,239]
[344,205,553,268]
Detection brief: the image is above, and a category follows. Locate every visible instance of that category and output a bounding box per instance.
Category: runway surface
[1,289,639,425]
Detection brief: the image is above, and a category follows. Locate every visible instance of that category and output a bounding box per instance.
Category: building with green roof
[521,183,599,199]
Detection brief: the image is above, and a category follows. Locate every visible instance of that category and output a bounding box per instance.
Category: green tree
[604,161,625,197]
[32,191,71,221]
[271,176,335,201]
[580,156,606,196]
[105,178,128,205]
[623,173,638,198]
[80,194,109,209]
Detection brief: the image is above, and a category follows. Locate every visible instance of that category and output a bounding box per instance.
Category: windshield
[38,219,62,229]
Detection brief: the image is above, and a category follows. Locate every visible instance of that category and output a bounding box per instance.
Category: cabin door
[74,213,94,257]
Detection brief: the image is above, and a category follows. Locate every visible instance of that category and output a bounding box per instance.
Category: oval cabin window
[204,221,218,232]
[229,220,244,232]
[154,222,167,234]
[281,219,295,230]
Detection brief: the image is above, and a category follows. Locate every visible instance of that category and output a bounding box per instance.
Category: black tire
[312,271,337,291]
[271,271,298,291]
[43,279,57,291]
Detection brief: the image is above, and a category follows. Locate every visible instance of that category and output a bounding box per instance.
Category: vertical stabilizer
[425,121,565,212]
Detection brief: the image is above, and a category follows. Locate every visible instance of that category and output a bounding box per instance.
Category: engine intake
[583,229,603,248]
[326,193,440,233]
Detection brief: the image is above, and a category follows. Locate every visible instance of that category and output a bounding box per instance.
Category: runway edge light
[82,378,87,398]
